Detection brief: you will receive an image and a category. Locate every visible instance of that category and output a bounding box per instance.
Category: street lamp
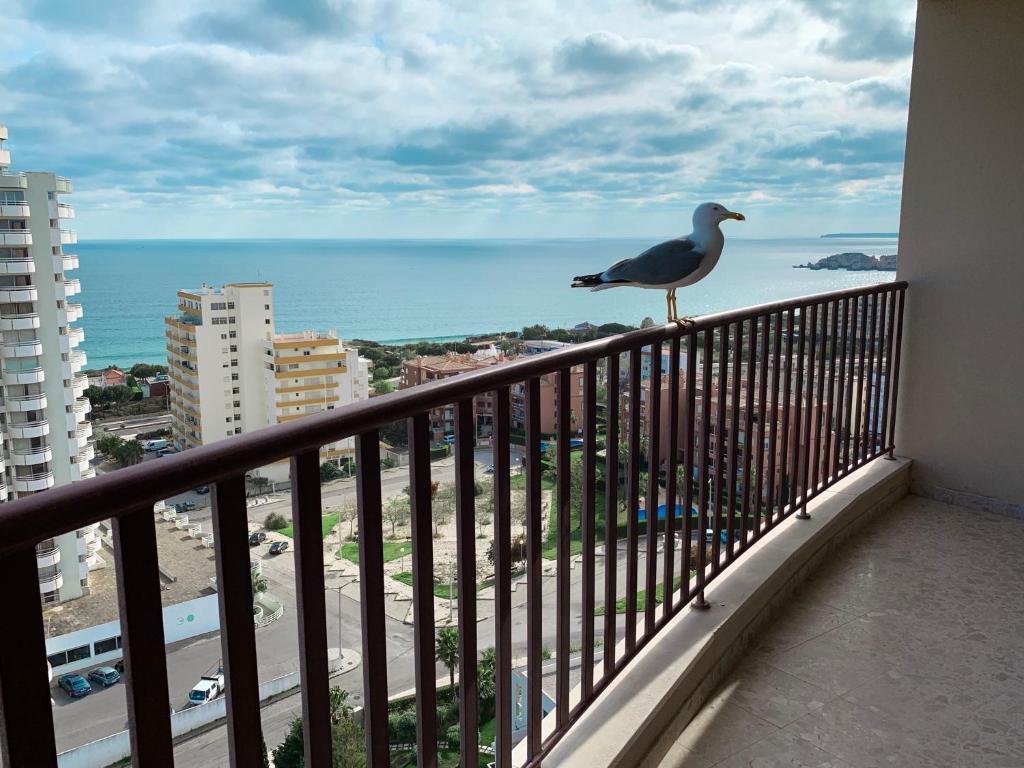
[325,585,345,662]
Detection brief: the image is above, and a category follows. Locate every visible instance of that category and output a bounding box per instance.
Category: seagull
[571,202,745,324]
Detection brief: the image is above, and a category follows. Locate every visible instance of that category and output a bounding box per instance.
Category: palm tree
[478,646,497,701]
[251,569,268,597]
[436,627,460,692]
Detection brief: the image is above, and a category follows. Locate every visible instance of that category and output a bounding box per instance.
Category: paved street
[51,450,691,761]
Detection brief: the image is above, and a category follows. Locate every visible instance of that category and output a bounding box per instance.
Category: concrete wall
[896,0,1024,512]
[47,594,220,674]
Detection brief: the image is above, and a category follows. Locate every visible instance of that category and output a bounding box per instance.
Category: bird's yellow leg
[673,291,694,328]
[666,290,675,322]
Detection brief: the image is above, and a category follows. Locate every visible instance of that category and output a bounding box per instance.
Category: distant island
[820,232,898,238]
[795,252,897,271]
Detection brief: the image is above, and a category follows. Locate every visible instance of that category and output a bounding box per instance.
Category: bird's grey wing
[601,238,705,286]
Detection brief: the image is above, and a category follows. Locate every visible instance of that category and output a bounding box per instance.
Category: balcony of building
[6,418,49,440]
[5,392,48,412]
[35,539,60,569]
[0,201,30,218]
[0,230,31,247]
[0,284,37,303]
[0,4,1022,767]
[9,445,53,467]
[0,311,40,332]
[2,364,45,385]
[53,252,78,272]
[1,339,43,359]
[11,470,55,494]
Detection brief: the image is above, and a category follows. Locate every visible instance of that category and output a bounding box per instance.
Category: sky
[0,0,916,239]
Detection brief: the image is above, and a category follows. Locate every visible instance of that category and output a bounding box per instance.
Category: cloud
[0,0,914,237]
[557,31,698,77]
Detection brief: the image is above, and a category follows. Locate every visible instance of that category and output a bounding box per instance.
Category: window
[232,387,239,395]
[265,319,271,325]
[221,333,228,340]
[230,359,238,367]
[93,636,121,655]
[234,427,242,434]
[226,417,232,424]
[212,317,227,325]
[231,373,239,381]
[67,645,91,663]
[303,351,310,356]
[229,331,237,339]
[264,304,270,310]
[210,302,226,310]
[234,414,241,421]
[233,401,241,408]
[228,316,236,324]
[227,302,235,309]
[230,345,237,353]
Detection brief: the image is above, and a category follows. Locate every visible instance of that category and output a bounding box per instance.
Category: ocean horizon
[74,237,897,369]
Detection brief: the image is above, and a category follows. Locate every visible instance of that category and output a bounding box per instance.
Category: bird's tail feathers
[571,272,604,288]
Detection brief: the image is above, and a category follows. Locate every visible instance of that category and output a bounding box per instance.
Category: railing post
[692,329,712,611]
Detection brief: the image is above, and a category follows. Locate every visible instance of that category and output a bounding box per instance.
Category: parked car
[188,668,225,706]
[484,464,495,474]
[249,531,267,546]
[88,666,121,687]
[268,540,289,555]
[195,485,210,494]
[58,674,92,699]
[142,439,168,452]
[157,448,176,457]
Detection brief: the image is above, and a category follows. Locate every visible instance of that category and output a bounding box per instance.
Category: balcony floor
[656,494,1024,768]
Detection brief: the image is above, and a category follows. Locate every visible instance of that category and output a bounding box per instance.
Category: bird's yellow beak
[726,211,746,221]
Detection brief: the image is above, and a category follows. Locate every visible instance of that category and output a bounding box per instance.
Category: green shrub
[388,710,417,744]
[264,512,288,531]
[445,724,460,751]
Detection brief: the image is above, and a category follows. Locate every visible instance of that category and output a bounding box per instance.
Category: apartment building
[166,284,369,479]
[166,283,274,450]
[400,351,506,441]
[0,123,97,604]
[265,330,369,468]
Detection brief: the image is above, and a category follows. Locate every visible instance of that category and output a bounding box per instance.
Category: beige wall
[896,0,1024,509]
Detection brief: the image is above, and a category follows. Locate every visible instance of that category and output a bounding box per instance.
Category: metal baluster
[835,298,852,476]
[0,547,59,767]
[555,369,571,727]
[682,332,697,604]
[408,415,439,768]
[870,291,888,457]
[886,288,907,458]
[811,302,829,500]
[880,289,898,456]
[355,431,390,766]
[625,350,642,648]
[602,356,619,674]
[581,362,598,698]
[211,474,264,768]
[291,451,332,767]
[765,313,782,531]
[791,306,807,519]
[111,506,174,768]
[797,304,818,518]
[832,298,849,479]
[726,323,742,557]
[779,311,795,518]
[491,391,513,766]
[853,294,871,465]
[753,316,770,542]
[712,327,727,573]
[525,378,543,757]
[645,344,661,634]
[455,399,479,766]
[692,330,712,610]
[740,316,758,550]
[663,337,681,617]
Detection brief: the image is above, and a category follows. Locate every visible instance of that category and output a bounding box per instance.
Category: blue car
[58,673,92,698]
[88,666,121,687]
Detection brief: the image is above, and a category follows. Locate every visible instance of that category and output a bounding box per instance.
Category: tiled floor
[656,494,1024,768]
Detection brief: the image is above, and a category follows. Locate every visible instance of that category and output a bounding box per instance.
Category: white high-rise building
[166,283,369,479]
[0,124,98,604]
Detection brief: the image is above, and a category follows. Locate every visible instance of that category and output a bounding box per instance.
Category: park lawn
[391,571,492,600]
[280,513,339,540]
[339,539,413,565]
[594,572,696,616]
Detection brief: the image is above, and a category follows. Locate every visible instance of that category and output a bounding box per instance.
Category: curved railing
[0,282,907,768]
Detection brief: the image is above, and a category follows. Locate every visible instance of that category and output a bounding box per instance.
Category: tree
[251,569,268,596]
[271,718,304,768]
[475,487,494,537]
[478,646,497,702]
[436,627,460,691]
[130,362,168,378]
[379,419,408,448]
[273,688,365,768]
[250,475,271,495]
[112,439,144,468]
[372,365,391,381]
[511,490,528,537]
[339,501,358,537]
[383,494,409,537]
[320,462,342,483]
[96,433,123,457]
[375,380,395,395]
[433,483,456,536]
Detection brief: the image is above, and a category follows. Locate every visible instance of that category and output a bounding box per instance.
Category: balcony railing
[0,282,906,767]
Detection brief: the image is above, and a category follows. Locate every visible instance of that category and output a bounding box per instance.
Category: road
[52,450,690,760]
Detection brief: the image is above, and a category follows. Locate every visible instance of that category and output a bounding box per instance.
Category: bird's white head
[693,202,745,231]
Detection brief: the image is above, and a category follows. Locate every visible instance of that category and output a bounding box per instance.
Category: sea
[74,237,898,369]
